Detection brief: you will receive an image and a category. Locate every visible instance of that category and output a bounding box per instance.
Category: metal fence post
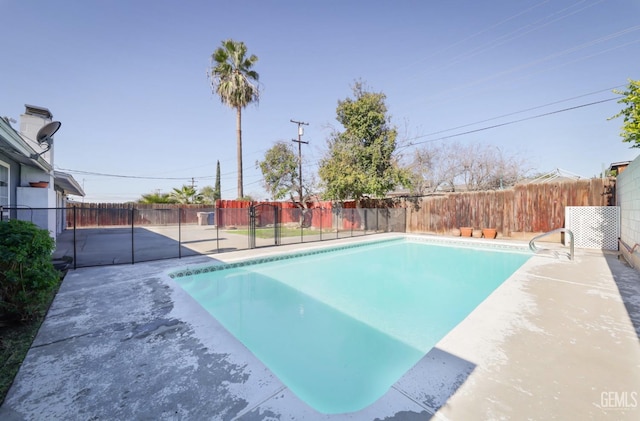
[275,206,281,246]
[216,207,220,253]
[131,206,135,264]
[73,206,77,269]
[248,206,254,249]
[178,207,182,259]
[300,208,304,244]
[404,208,407,232]
[364,209,369,235]
[351,209,353,237]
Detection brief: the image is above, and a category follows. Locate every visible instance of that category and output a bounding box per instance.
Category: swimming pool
[170,237,531,414]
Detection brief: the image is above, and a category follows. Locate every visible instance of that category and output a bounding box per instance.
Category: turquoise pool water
[172,239,531,414]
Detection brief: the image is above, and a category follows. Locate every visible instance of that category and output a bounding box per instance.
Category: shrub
[0,220,59,321]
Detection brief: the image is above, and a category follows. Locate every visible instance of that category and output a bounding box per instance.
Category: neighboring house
[608,161,631,177]
[0,105,84,237]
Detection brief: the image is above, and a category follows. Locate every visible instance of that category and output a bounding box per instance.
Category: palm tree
[209,39,260,199]
[138,191,176,204]
[170,185,202,204]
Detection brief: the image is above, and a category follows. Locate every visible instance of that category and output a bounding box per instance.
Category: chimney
[20,104,54,164]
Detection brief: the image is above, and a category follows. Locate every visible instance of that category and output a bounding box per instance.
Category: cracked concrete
[2,235,640,420]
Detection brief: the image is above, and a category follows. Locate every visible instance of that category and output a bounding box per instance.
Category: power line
[404,0,552,72]
[403,97,618,147]
[456,41,640,107]
[408,0,607,81]
[55,168,216,181]
[415,24,640,106]
[58,86,625,187]
[406,85,625,141]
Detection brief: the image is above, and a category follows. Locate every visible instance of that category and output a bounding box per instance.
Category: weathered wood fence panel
[405,178,612,235]
[67,203,216,227]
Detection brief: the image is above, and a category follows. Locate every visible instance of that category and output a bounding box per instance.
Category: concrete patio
[52,224,373,268]
[2,234,640,420]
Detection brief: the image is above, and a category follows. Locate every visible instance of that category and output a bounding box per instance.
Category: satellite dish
[30,121,61,159]
[36,121,61,146]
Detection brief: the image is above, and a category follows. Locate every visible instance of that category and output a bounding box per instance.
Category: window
[0,160,9,220]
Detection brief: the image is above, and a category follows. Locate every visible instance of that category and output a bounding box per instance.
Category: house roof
[608,161,631,170]
[53,171,84,197]
[0,116,52,171]
[54,171,85,197]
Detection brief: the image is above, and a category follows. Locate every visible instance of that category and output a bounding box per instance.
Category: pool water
[172,239,531,413]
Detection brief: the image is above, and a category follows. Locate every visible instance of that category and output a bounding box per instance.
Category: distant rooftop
[527,168,581,184]
[608,161,631,169]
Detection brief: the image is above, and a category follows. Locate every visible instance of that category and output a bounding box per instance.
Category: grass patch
[0,274,62,405]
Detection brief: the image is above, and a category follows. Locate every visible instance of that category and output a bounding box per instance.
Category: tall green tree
[199,186,217,204]
[209,39,260,199]
[258,141,299,200]
[258,141,315,227]
[610,79,640,147]
[319,82,411,201]
[214,160,221,201]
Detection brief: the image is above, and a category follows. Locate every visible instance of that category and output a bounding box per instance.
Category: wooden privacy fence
[66,201,368,229]
[404,178,612,236]
[66,203,217,227]
[68,178,612,235]
[213,200,365,229]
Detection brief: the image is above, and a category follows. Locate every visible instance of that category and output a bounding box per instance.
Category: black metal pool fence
[1,205,406,268]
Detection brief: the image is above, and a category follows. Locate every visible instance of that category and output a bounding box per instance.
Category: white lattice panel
[565,206,620,250]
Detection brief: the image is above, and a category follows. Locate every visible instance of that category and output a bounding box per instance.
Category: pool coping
[167,234,532,280]
[2,233,639,420]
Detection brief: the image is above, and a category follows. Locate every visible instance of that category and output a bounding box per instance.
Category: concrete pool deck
[2,234,640,420]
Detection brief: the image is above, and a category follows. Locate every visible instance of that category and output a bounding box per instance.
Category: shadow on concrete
[605,252,640,340]
[53,226,385,269]
[53,226,245,268]
[385,347,476,419]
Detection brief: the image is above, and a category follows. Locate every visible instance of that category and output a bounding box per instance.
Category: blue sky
[2,0,639,202]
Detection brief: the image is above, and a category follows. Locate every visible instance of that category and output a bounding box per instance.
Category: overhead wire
[435,0,607,73]
[409,0,605,81]
[402,97,618,148]
[404,0,553,72]
[443,40,640,108]
[57,83,625,187]
[414,24,640,106]
[402,85,625,142]
[55,168,216,180]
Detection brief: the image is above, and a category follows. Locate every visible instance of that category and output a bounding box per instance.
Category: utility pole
[290,119,309,203]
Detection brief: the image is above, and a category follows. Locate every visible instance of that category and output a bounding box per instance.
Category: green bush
[0,220,59,321]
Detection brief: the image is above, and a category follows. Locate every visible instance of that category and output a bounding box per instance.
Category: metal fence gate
[249,203,281,249]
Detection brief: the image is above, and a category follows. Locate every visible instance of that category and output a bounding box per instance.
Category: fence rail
[48,205,405,268]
